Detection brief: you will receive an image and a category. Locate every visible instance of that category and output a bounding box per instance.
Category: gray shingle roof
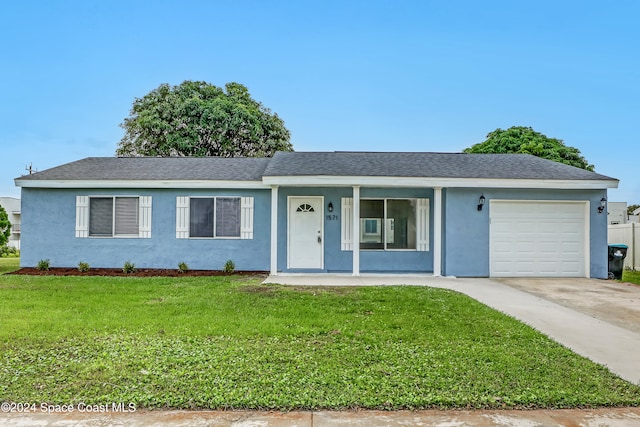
[17,157,271,181]
[16,152,617,183]
[263,152,616,181]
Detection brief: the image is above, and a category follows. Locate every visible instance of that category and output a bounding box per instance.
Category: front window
[89,197,139,237]
[360,199,416,250]
[189,197,241,238]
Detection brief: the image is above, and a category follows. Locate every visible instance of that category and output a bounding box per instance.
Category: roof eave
[262,175,619,189]
[15,176,620,190]
[15,179,270,189]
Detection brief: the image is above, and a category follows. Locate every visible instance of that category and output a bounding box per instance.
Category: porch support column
[433,186,442,276]
[352,185,360,276]
[270,185,279,275]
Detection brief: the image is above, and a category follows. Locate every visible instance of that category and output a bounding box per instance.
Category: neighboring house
[607,202,628,225]
[14,152,618,278]
[0,196,21,249]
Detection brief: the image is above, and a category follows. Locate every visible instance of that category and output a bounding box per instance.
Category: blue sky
[1,1,638,203]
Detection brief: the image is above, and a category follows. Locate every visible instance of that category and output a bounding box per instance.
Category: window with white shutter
[340,197,429,251]
[78,196,150,238]
[177,196,253,239]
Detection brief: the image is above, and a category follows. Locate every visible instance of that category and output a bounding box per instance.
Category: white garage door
[490,201,588,277]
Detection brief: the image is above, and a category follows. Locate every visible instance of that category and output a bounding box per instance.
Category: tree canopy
[628,204,640,216]
[463,126,594,171]
[116,81,293,157]
[0,204,11,248]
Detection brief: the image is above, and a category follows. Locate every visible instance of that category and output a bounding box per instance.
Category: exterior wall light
[328,202,334,212]
[598,196,607,214]
[477,194,486,211]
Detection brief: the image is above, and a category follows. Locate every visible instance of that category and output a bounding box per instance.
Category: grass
[0,257,19,274]
[0,271,639,410]
[623,269,640,285]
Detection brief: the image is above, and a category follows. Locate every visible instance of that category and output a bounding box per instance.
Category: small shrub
[78,262,90,272]
[122,261,136,274]
[0,246,19,258]
[36,259,50,271]
[178,261,189,273]
[223,259,235,274]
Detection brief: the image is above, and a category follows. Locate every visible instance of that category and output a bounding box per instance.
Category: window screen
[115,197,139,235]
[89,198,113,236]
[89,197,140,237]
[216,198,241,237]
[190,198,215,238]
[189,197,241,238]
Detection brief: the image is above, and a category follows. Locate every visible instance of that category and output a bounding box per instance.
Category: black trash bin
[608,244,628,280]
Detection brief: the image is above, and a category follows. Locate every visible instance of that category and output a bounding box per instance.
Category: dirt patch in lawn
[8,267,268,278]
[238,284,356,295]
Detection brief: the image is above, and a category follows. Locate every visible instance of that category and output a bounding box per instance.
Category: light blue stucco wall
[277,187,434,273]
[21,185,609,277]
[443,188,609,278]
[20,188,271,270]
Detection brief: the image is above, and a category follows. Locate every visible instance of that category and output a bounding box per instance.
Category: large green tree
[463,126,594,171]
[0,204,11,248]
[116,81,293,157]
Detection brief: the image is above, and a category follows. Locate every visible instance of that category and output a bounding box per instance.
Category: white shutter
[139,196,152,238]
[176,197,190,239]
[75,196,89,238]
[341,197,353,251]
[416,198,430,251]
[240,197,254,239]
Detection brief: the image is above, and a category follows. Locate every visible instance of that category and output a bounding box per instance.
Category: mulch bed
[9,267,268,278]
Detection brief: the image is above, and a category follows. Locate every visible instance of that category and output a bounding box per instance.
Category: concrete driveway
[496,278,640,334]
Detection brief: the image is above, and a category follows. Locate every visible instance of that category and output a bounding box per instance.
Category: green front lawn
[0,272,638,409]
[623,269,640,285]
[0,257,19,274]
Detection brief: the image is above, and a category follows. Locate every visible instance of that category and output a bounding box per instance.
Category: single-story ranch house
[15,151,618,278]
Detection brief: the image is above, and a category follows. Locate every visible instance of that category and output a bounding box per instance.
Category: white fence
[608,223,639,270]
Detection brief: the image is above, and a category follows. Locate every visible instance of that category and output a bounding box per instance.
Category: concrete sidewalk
[2,407,640,426]
[264,274,640,385]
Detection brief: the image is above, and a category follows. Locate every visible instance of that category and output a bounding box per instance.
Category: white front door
[288,197,324,269]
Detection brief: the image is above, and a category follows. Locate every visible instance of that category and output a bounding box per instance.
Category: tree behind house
[116,81,293,158]
[464,126,594,171]
[0,204,11,249]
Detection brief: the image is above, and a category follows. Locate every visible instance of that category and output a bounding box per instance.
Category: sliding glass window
[359,199,416,250]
